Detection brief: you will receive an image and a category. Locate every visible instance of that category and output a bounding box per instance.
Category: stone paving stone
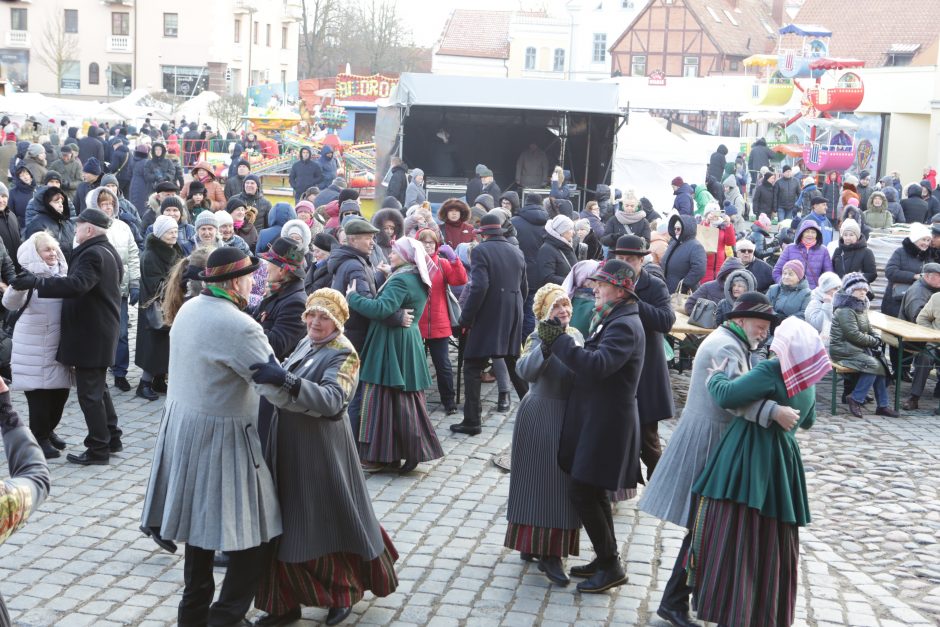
[2,352,939,625]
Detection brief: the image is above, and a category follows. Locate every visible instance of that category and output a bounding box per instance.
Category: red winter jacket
[442,220,476,249]
[420,250,468,340]
[702,221,737,283]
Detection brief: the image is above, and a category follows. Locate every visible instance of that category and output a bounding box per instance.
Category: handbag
[445,285,462,329]
[891,282,912,302]
[144,298,171,332]
[670,283,687,310]
[688,298,718,329]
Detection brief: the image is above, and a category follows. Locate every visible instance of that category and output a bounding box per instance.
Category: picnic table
[670,310,718,339]
[868,311,940,410]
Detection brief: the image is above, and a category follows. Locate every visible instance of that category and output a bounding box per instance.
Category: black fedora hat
[613,234,649,256]
[727,291,777,322]
[199,246,259,282]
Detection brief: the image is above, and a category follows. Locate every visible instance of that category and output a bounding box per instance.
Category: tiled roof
[788,0,940,67]
[685,0,782,57]
[436,10,512,60]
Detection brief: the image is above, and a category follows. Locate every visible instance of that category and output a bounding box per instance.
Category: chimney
[771,0,784,26]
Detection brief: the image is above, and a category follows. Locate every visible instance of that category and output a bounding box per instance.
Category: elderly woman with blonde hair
[504,283,584,587]
[249,289,398,627]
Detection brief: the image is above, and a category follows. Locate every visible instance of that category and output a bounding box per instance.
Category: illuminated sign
[334,73,398,102]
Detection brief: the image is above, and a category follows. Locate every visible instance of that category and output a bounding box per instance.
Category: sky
[397,0,569,47]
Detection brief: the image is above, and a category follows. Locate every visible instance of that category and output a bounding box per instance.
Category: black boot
[449,422,481,435]
[38,439,61,459]
[48,431,67,450]
[139,525,177,553]
[253,606,301,626]
[576,561,627,593]
[497,392,511,412]
[151,376,167,394]
[136,381,159,401]
[325,606,351,626]
[113,376,131,392]
[657,606,702,627]
[569,558,600,578]
[538,556,570,586]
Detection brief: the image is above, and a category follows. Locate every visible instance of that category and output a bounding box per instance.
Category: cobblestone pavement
[1,354,939,626]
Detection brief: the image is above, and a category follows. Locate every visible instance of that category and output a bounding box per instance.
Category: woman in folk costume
[689,317,831,627]
[249,289,398,627]
[504,283,584,587]
[346,237,444,473]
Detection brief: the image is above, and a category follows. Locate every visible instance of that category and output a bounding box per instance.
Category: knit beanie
[909,222,931,243]
[817,271,842,293]
[846,197,859,207]
[214,210,234,226]
[160,195,185,213]
[756,213,772,228]
[840,218,861,238]
[671,176,684,187]
[338,188,360,204]
[194,211,219,230]
[782,259,805,281]
[27,143,44,158]
[841,272,869,294]
[83,157,102,175]
[226,197,246,213]
[153,215,177,239]
[100,173,119,188]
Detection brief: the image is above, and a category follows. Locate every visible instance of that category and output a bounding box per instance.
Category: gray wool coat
[141,294,282,552]
[639,325,779,528]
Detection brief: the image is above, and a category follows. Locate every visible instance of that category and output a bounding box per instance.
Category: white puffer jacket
[2,236,72,391]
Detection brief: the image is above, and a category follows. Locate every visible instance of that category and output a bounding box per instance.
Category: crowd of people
[2,117,940,626]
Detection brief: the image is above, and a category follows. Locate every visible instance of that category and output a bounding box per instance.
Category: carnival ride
[742,24,866,173]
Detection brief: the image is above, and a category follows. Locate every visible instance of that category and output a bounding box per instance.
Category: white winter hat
[909,222,931,243]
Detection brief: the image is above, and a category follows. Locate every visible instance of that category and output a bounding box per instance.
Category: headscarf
[770,317,831,398]
[561,260,600,298]
[392,236,432,289]
[545,214,574,245]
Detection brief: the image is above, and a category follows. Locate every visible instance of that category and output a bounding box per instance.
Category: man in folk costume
[638,292,799,627]
[140,247,282,627]
[538,259,645,593]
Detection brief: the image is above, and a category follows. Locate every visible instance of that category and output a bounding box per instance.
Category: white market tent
[0,91,101,127]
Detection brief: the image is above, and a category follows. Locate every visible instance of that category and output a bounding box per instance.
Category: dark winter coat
[707,145,728,182]
[747,138,774,177]
[109,142,132,188]
[602,213,651,248]
[230,175,273,228]
[744,258,775,293]
[465,177,483,206]
[255,203,296,255]
[821,179,841,219]
[684,257,744,314]
[314,183,342,209]
[883,187,905,223]
[73,175,103,217]
[552,299,645,491]
[661,214,707,294]
[596,185,614,221]
[831,235,877,284]
[135,234,184,374]
[459,235,527,360]
[47,156,83,194]
[830,293,885,376]
[289,148,322,198]
[386,164,408,206]
[797,183,822,216]
[316,150,337,188]
[77,134,104,166]
[35,234,122,368]
[883,237,930,316]
[511,204,549,292]
[8,167,34,224]
[328,245,383,352]
[0,210,21,272]
[767,278,811,322]
[773,175,801,215]
[752,179,775,218]
[224,173,246,200]
[140,144,175,192]
[901,186,930,224]
[25,187,76,260]
[535,236,578,291]
[252,278,307,360]
[672,183,694,217]
[634,265,675,424]
[128,154,152,213]
[899,277,939,323]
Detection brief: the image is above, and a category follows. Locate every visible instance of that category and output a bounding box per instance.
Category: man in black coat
[613,236,675,478]
[542,259,645,593]
[13,208,123,465]
[108,137,133,198]
[510,192,549,337]
[773,165,801,220]
[385,157,408,207]
[707,143,728,182]
[253,237,309,446]
[77,128,105,167]
[452,214,528,435]
[288,147,322,203]
[314,177,345,209]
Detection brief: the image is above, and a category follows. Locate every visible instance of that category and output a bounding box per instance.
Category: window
[112,12,129,36]
[729,59,739,71]
[683,56,699,77]
[108,63,132,96]
[524,47,536,70]
[553,48,565,72]
[89,62,99,85]
[234,19,241,43]
[722,9,739,26]
[64,9,78,34]
[253,21,259,44]
[11,8,27,30]
[631,54,646,76]
[61,61,80,93]
[164,13,178,37]
[281,26,288,49]
[161,65,208,98]
[266,23,271,46]
[592,33,607,63]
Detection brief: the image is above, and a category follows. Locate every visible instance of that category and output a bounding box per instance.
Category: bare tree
[36,6,80,95]
[299,0,340,78]
[207,93,248,132]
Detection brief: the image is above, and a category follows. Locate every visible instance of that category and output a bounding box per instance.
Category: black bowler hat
[474,213,504,235]
[613,234,649,256]
[199,247,260,282]
[76,208,112,229]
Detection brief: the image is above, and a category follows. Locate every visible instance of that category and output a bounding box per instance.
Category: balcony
[107,35,133,53]
[6,30,30,48]
[282,0,303,21]
[234,0,257,13]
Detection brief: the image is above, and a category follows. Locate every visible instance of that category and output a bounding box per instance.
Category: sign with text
[335,73,398,102]
[648,70,666,86]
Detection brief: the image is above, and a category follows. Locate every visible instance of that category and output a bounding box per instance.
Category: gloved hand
[129,287,140,306]
[249,354,288,387]
[537,318,565,348]
[0,379,23,435]
[438,244,457,263]
[11,271,38,291]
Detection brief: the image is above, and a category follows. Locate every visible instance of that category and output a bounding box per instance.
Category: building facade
[564,0,645,81]
[0,0,301,99]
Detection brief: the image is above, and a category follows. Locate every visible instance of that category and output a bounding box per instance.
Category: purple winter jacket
[772,220,833,289]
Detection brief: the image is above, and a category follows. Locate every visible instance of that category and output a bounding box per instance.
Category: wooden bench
[829,360,858,414]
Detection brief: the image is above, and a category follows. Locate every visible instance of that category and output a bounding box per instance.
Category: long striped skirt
[504,523,580,558]
[358,384,444,464]
[256,527,399,613]
[688,498,799,627]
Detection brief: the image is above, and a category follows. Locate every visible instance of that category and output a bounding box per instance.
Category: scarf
[770,317,831,398]
[615,209,647,226]
[202,284,248,311]
[310,329,341,349]
[233,220,245,229]
[724,320,750,346]
[562,259,600,297]
[392,237,432,288]
[589,298,622,335]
